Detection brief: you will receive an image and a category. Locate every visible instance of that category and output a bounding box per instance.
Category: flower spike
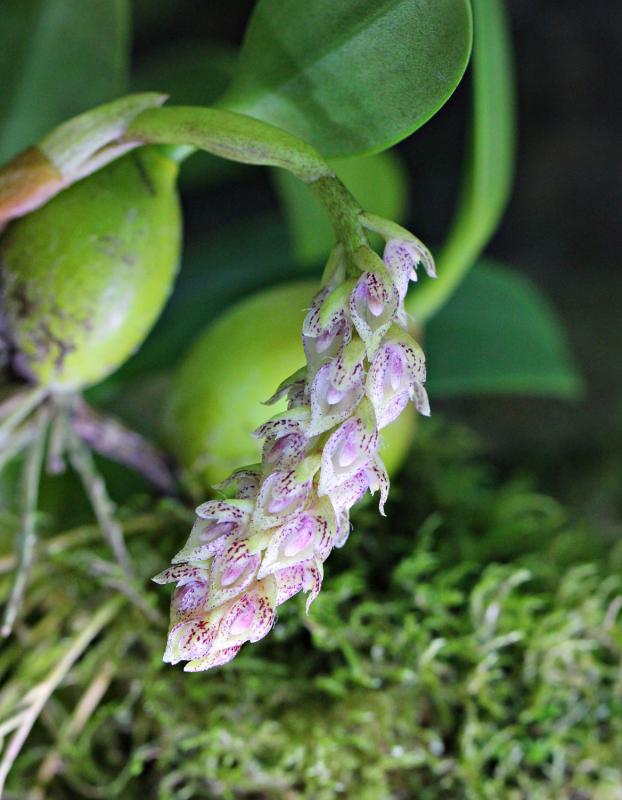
[157,215,434,671]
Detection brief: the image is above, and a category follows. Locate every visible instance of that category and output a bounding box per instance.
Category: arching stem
[1,405,49,637]
[65,423,134,579]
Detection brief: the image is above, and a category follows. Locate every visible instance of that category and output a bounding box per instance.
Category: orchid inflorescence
[154,212,435,671]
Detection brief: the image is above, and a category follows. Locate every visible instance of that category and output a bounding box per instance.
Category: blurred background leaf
[0,0,130,162]
[274,150,408,269]
[132,42,236,105]
[409,0,516,322]
[221,0,473,158]
[426,260,583,397]
[132,41,241,189]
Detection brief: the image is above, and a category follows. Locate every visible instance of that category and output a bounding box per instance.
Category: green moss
[2,420,621,799]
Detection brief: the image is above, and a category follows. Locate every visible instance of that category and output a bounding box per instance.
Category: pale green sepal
[295,453,322,483]
[318,279,357,330]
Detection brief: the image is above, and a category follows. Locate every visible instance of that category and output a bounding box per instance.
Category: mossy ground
[1,418,621,799]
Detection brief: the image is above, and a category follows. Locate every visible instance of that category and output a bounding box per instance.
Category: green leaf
[409,0,516,321]
[275,150,408,268]
[221,0,473,159]
[425,261,583,398]
[0,0,131,163]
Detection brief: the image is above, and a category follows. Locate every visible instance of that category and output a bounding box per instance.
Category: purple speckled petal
[303,317,351,375]
[206,646,241,665]
[257,511,333,578]
[171,518,240,564]
[195,498,254,522]
[215,581,276,647]
[213,467,262,500]
[253,406,310,441]
[318,417,379,499]
[171,581,277,671]
[204,540,261,611]
[308,359,365,436]
[350,271,399,356]
[272,560,324,611]
[253,469,313,530]
[367,336,426,428]
[383,237,436,285]
[304,560,324,612]
[302,287,331,338]
[184,645,241,672]
[163,617,219,665]
[170,577,210,623]
[272,563,306,605]
[152,562,206,586]
[368,458,390,516]
[262,430,310,470]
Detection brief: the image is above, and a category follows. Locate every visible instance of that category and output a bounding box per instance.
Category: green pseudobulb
[0,146,181,391]
[164,281,417,488]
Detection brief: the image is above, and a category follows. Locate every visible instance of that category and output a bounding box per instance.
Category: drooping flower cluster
[155,220,435,670]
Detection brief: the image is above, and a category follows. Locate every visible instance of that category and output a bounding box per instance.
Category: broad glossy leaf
[275,151,408,268]
[409,0,516,321]
[0,0,130,162]
[426,261,583,398]
[221,0,473,158]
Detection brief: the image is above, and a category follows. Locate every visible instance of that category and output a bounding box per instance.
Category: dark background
[132,0,622,508]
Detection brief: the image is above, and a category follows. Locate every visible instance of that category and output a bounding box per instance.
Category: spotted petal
[257,510,333,578]
[152,562,207,586]
[253,406,310,442]
[163,616,219,665]
[303,283,354,374]
[169,576,211,623]
[308,348,365,436]
[262,430,310,470]
[318,411,379,499]
[208,580,276,654]
[213,467,262,500]
[204,540,261,611]
[172,503,253,564]
[184,645,241,672]
[367,331,426,428]
[383,237,436,287]
[252,469,313,530]
[349,270,399,357]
